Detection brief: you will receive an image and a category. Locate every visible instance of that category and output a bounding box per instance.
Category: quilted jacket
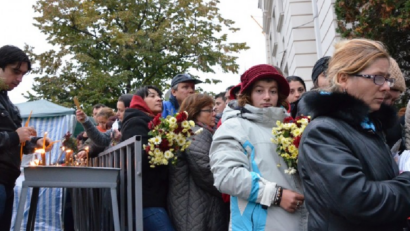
[168,123,229,231]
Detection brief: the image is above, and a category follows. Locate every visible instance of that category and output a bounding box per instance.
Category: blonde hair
[325,38,390,92]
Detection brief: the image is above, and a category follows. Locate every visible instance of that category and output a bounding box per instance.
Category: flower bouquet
[271,116,310,174]
[144,111,200,168]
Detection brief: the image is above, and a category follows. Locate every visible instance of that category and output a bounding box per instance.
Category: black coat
[385,115,405,151]
[0,90,39,187]
[290,91,310,118]
[121,108,169,208]
[298,91,410,231]
[167,124,229,231]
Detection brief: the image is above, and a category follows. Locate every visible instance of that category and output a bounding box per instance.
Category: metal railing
[79,135,143,231]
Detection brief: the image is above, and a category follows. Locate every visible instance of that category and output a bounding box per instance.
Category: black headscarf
[311,56,331,84]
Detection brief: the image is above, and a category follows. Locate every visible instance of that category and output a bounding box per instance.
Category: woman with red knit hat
[209,64,307,231]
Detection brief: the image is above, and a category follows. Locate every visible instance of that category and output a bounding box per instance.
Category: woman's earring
[343,88,347,94]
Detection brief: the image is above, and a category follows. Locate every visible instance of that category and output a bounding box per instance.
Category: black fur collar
[300,91,397,130]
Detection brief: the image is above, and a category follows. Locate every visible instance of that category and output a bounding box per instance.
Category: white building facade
[258,0,340,88]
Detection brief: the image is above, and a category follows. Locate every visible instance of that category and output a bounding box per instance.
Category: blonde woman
[298,39,410,230]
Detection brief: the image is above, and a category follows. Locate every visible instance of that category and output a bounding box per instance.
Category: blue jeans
[0,184,14,231]
[143,207,175,231]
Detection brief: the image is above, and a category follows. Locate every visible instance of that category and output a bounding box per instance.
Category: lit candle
[30,154,39,166]
[65,149,72,165]
[85,146,89,166]
[20,110,33,161]
[34,149,43,165]
[37,149,46,166]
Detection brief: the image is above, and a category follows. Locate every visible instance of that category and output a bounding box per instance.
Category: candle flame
[61,146,65,151]
[36,149,45,154]
[85,146,89,151]
[30,159,40,166]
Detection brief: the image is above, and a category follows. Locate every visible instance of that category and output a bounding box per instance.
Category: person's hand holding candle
[16,127,35,143]
[76,109,87,123]
[77,150,87,159]
[37,137,54,152]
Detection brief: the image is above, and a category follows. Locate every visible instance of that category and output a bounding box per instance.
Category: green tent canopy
[15,99,75,118]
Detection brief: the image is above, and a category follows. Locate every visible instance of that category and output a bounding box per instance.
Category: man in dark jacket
[0,45,52,230]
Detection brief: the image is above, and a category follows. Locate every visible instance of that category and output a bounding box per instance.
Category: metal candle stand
[14,166,121,231]
[15,135,143,231]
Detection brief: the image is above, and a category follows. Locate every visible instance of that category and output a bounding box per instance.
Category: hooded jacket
[162,93,179,118]
[298,91,410,231]
[0,90,40,187]
[121,95,169,208]
[168,123,229,231]
[210,104,308,231]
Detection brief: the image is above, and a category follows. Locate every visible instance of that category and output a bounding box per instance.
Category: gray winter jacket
[81,118,112,147]
[210,105,308,231]
[168,123,229,231]
[79,118,118,157]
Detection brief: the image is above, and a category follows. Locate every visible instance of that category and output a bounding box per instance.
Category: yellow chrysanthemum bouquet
[271,116,310,174]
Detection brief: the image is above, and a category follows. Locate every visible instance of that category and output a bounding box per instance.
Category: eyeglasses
[353,74,395,87]
[200,109,214,114]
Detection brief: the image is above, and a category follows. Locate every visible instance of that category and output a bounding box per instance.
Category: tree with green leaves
[25,0,248,114]
[335,0,410,106]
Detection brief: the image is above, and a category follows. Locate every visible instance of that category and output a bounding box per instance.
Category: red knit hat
[240,64,290,97]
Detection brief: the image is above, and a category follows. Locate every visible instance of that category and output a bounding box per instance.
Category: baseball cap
[171,74,203,88]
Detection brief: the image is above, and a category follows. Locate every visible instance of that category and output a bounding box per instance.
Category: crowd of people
[2,37,410,231]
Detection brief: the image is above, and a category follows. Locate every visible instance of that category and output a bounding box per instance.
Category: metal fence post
[87,135,143,231]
